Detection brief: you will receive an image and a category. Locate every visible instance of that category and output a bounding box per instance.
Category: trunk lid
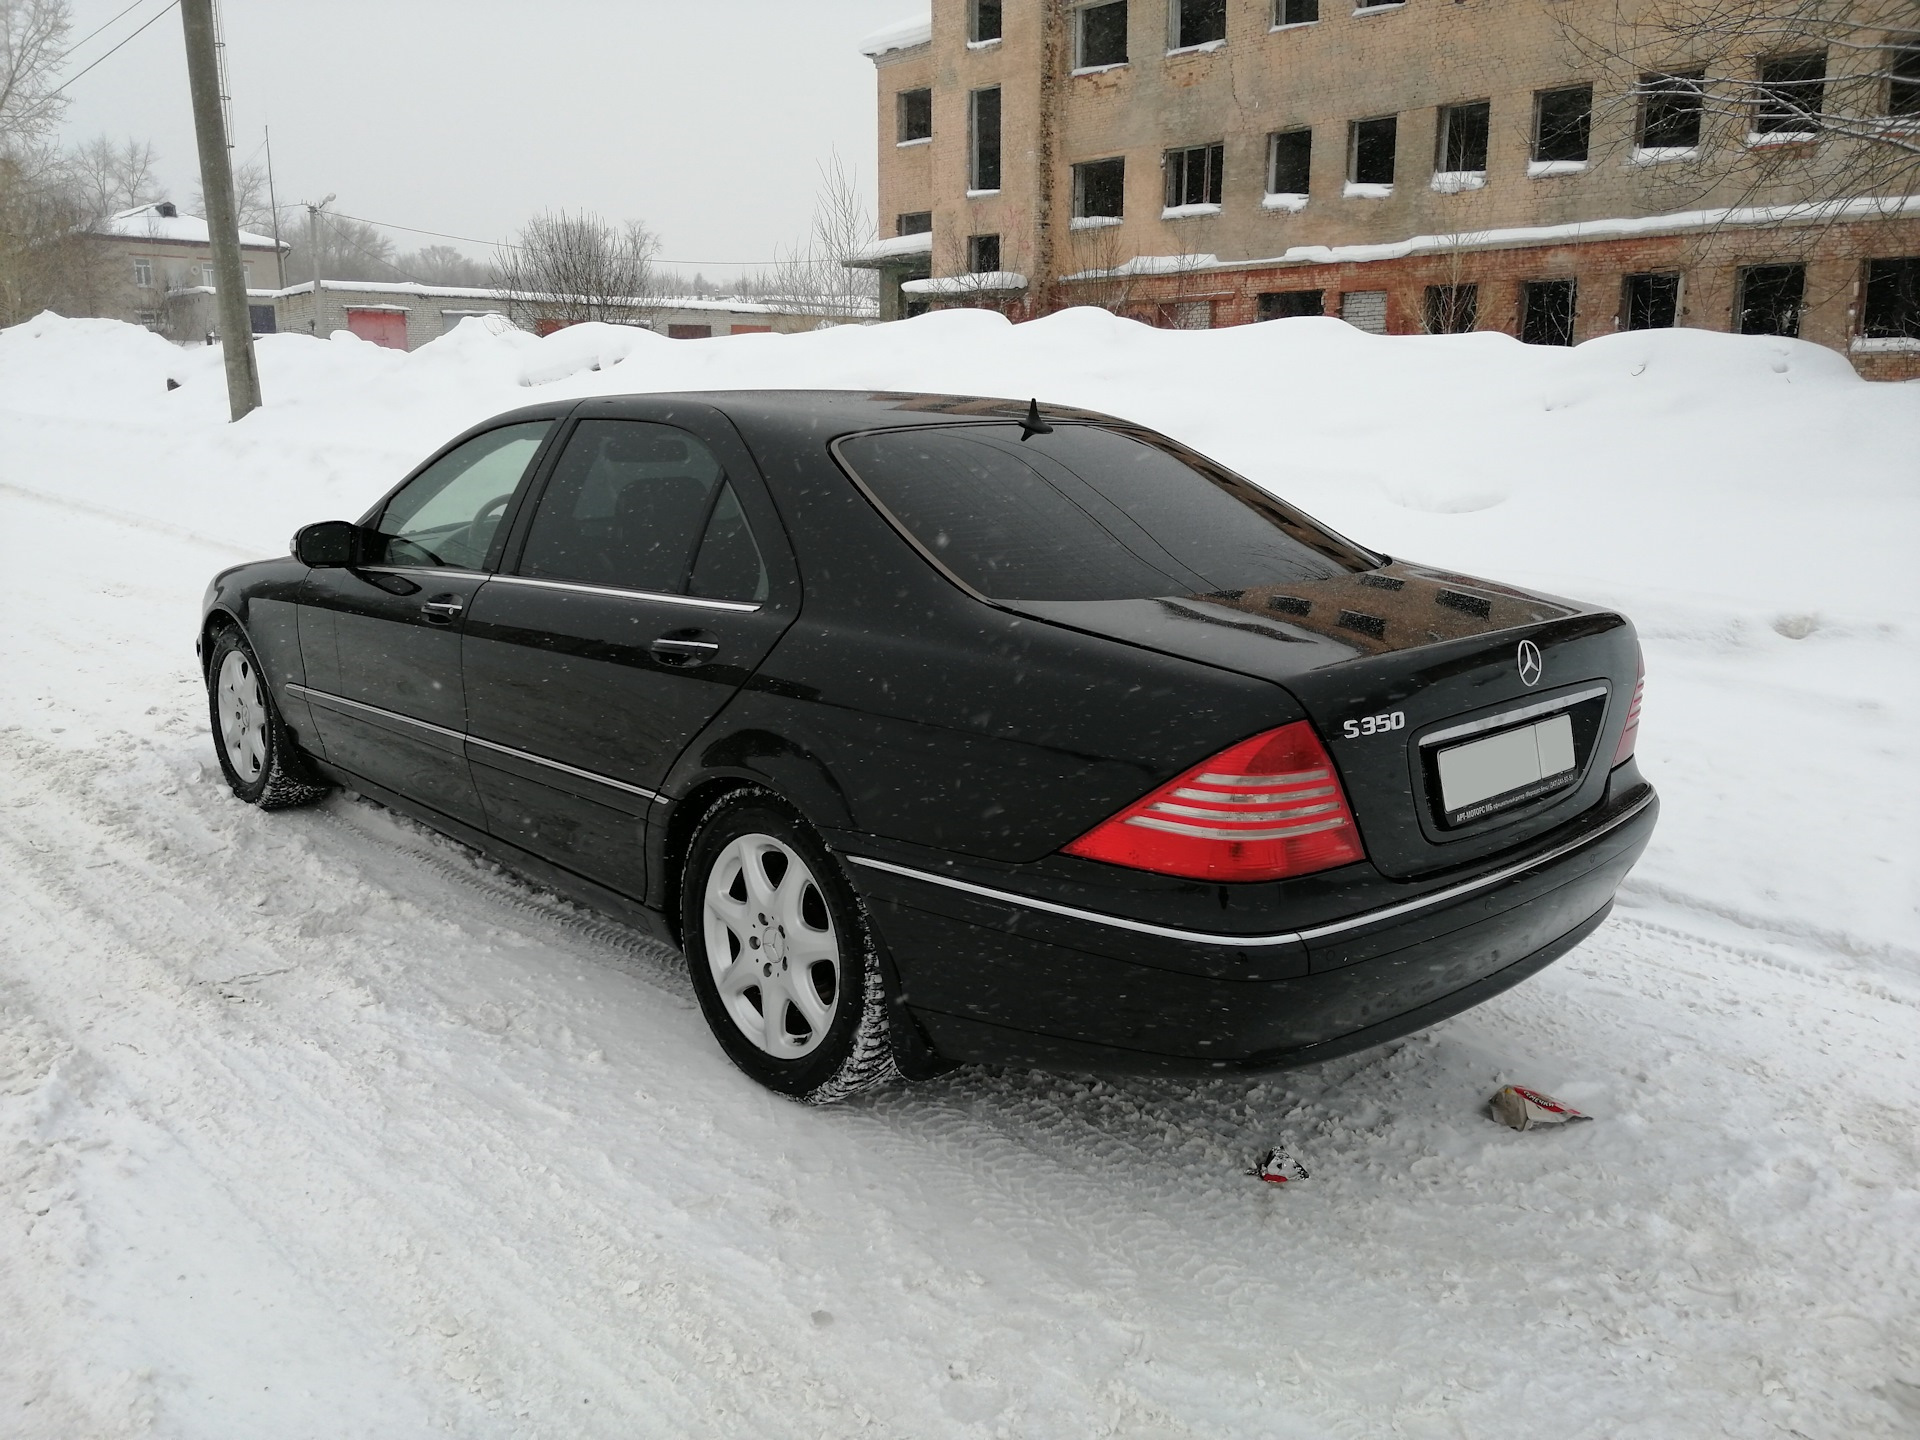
[1011,561,1641,880]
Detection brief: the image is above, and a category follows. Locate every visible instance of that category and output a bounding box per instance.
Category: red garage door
[346,308,409,349]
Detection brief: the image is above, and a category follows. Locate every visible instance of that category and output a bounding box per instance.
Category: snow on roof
[262,278,877,318]
[842,232,934,268]
[101,203,285,250]
[859,11,932,58]
[902,271,1027,296]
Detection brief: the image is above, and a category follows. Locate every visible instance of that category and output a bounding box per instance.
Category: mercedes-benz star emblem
[1517,639,1543,688]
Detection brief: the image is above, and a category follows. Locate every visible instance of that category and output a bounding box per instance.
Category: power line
[47,0,180,98]
[56,0,154,64]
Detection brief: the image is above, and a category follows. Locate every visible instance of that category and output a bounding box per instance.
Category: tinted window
[690,483,769,601]
[374,420,552,569]
[837,423,1374,602]
[519,420,730,594]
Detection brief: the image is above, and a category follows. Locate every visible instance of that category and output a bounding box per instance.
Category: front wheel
[681,791,899,1103]
[206,626,328,809]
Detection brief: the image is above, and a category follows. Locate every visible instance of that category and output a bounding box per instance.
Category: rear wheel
[206,627,328,809]
[681,790,899,1102]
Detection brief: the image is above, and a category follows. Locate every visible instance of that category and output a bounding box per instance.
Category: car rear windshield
[834,422,1377,602]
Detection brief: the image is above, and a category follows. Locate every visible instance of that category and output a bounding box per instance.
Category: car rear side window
[373,420,553,569]
[519,420,764,599]
[835,422,1374,602]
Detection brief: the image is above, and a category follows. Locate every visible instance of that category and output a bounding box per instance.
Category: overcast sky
[54,0,918,283]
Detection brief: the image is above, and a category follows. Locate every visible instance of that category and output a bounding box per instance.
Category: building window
[1259,290,1323,319]
[132,257,153,288]
[1340,290,1388,333]
[1268,128,1312,195]
[1073,156,1127,218]
[1862,257,1920,338]
[1171,0,1226,50]
[1534,85,1593,163]
[1521,279,1578,346]
[970,0,1002,43]
[1437,100,1490,174]
[1077,2,1128,68]
[1736,263,1805,336]
[1350,117,1397,187]
[1164,142,1224,209]
[897,211,933,236]
[970,87,1002,191]
[969,234,1002,272]
[1275,0,1318,25]
[898,88,932,143]
[1890,46,1920,116]
[1638,70,1705,149]
[1623,272,1682,329]
[1754,51,1825,134]
[201,264,216,286]
[1424,284,1477,334]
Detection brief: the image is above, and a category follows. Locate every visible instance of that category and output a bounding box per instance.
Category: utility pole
[264,126,285,291]
[180,0,260,420]
[305,193,335,334]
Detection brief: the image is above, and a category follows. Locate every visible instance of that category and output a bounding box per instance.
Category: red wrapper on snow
[1247,1147,1310,1184]
[1489,1085,1592,1131]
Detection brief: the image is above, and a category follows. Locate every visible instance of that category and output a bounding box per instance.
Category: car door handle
[422,595,465,623]
[650,630,720,667]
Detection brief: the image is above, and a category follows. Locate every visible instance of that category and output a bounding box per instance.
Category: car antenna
[1019,397,1054,442]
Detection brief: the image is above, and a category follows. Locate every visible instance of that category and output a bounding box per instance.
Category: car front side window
[372,421,554,570]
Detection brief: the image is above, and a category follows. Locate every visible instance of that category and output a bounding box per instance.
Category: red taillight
[1063,721,1366,882]
[1612,653,1645,766]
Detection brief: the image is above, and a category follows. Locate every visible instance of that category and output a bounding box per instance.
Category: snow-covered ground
[1,310,1915,1438]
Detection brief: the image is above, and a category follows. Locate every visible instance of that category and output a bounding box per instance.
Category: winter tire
[206,626,328,810]
[681,789,900,1103]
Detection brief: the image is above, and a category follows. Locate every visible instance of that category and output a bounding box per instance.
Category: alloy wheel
[701,833,842,1060]
[216,648,269,783]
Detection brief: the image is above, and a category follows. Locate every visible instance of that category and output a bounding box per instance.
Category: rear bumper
[849,783,1657,1075]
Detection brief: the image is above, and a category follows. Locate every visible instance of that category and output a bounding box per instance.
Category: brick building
[851,1,1920,377]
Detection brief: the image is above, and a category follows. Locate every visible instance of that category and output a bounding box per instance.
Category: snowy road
[3,315,1918,1437]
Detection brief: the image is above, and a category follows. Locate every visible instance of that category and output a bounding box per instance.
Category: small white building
[91,202,287,337]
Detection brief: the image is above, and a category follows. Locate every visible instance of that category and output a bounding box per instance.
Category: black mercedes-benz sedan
[199,391,1656,1102]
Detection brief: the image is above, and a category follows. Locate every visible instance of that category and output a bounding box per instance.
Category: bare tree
[281,213,401,282]
[0,0,69,150]
[66,135,161,220]
[487,209,659,327]
[742,154,879,315]
[0,146,109,325]
[195,161,275,236]
[1559,0,1920,214]
[399,243,488,287]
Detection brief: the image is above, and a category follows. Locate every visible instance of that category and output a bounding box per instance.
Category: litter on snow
[1247,1147,1311,1184]
[1489,1086,1592,1131]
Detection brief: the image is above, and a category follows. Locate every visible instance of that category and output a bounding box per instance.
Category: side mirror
[292,520,361,568]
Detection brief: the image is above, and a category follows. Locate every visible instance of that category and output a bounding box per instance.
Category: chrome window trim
[845,788,1652,949]
[359,565,486,581]
[285,683,669,804]
[488,573,761,613]
[1418,684,1609,748]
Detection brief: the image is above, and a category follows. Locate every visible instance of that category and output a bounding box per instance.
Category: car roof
[577,389,1122,433]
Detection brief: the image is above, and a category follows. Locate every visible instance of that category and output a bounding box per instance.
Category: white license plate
[1436,713,1577,823]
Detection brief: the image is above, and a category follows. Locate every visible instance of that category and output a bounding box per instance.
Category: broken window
[897,211,933,236]
[1165,142,1225,208]
[1173,0,1227,49]
[1276,0,1318,24]
[1521,279,1578,346]
[1438,100,1491,173]
[1074,156,1127,218]
[1737,263,1804,336]
[970,87,1002,191]
[1862,257,1920,338]
[132,257,152,288]
[970,0,1002,43]
[1891,46,1920,116]
[969,234,1002,272]
[1340,290,1388,333]
[1078,2,1128,67]
[1259,290,1324,319]
[1638,70,1705,149]
[1350,117,1397,186]
[1622,272,1682,329]
[1268,128,1312,194]
[1534,86,1592,163]
[1424,284,1478,334]
[1755,51,1826,133]
[898,88,932,143]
